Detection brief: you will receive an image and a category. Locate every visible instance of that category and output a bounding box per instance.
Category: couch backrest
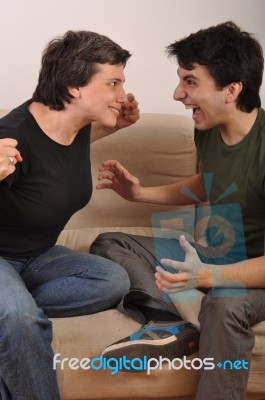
[67,113,197,229]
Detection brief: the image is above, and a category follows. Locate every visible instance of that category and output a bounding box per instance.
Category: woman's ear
[68,87,80,99]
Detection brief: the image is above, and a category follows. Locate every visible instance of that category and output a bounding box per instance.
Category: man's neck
[219,108,259,146]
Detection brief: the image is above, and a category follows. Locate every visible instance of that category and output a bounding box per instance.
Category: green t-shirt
[195,108,265,259]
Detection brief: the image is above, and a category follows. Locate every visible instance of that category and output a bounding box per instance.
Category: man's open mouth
[185,104,200,115]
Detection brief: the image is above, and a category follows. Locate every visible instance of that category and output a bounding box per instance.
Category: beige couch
[1,110,265,399]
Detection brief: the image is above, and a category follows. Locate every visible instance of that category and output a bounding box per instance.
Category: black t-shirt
[0,100,92,258]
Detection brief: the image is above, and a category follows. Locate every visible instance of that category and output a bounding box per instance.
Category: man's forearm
[198,255,265,288]
[135,173,206,206]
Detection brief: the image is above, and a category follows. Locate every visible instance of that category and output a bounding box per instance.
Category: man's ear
[225,82,243,103]
[68,87,80,99]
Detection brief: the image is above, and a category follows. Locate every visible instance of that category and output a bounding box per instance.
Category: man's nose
[173,84,186,101]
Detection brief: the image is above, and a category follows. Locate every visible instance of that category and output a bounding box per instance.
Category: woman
[0,30,139,399]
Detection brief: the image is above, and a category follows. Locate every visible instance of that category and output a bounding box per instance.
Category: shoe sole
[102,325,199,363]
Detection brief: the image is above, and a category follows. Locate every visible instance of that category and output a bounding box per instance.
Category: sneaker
[102,321,199,362]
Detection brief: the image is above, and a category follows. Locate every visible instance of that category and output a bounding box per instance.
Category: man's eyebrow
[182,74,199,81]
[177,69,199,81]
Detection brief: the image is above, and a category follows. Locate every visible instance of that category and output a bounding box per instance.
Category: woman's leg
[21,245,130,318]
[0,257,60,400]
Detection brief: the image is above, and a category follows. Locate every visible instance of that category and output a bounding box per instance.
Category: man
[91,22,265,399]
[0,30,139,399]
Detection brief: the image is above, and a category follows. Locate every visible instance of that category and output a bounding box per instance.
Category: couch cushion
[52,310,199,400]
[57,227,153,252]
[51,310,265,400]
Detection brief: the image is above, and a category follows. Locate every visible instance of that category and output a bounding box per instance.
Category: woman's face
[75,63,127,127]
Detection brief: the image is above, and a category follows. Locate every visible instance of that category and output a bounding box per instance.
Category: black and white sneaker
[102,321,199,362]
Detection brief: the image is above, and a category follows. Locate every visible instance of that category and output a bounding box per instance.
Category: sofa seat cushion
[52,310,199,400]
[51,310,265,400]
[57,227,153,252]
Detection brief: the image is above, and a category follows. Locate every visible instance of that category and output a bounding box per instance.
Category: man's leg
[90,233,200,362]
[0,257,60,400]
[90,232,184,319]
[197,288,265,400]
[21,245,130,317]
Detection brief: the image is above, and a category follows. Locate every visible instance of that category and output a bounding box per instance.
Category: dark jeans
[90,232,265,400]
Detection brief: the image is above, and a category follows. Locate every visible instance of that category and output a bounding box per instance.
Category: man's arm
[135,173,207,205]
[90,93,139,143]
[199,255,265,288]
[155,235,265,292]
[97,159,206,206]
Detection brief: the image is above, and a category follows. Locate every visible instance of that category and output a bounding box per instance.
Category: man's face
[173,64,228,130]
[77,63,127,127]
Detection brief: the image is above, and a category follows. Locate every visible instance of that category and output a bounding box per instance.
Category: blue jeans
[0,245,130,400]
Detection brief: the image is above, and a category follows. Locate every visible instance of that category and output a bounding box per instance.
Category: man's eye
[109,81,117,86]
[187,79,195,86]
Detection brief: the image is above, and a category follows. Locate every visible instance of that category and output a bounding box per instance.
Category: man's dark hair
[32,30,131,110]
[166,21,264,112]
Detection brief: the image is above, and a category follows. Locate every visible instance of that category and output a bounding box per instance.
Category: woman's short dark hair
[166,21,264,112]
[32,30,131,110]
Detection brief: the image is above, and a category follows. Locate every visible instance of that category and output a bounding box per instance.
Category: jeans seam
[0,342,21,397]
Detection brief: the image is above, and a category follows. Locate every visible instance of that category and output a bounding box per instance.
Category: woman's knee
[104,259,131,298]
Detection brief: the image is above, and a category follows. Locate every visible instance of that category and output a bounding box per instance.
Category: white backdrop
[1,0,264,116]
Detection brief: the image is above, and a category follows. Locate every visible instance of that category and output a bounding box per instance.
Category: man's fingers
[179,235,196,254]
[155,266,187,281]
[159,258,183,271]
[96,183,113,190]
[155,271,188,293]
[98,172,114,181]
[99,160,124,172]
[160,285,188,294]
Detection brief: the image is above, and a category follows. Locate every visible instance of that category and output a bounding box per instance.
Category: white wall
[1,0,265,116]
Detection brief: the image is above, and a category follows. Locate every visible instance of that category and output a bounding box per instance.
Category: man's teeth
[185,105,200,114]
[185,105,199,109]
